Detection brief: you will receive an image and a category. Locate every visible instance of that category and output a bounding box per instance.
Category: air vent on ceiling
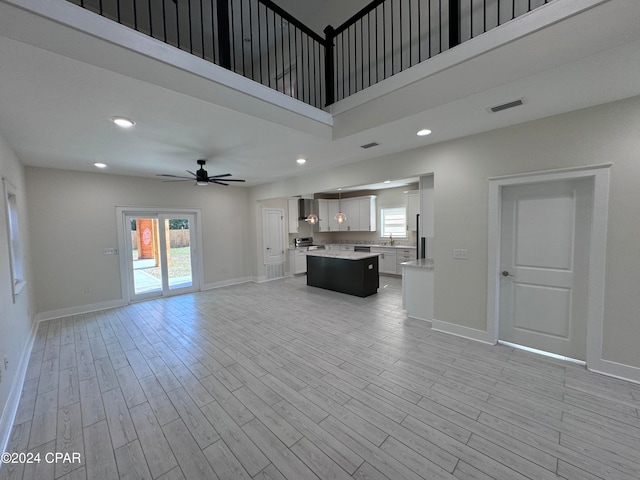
[361,142,380,149]
[488,98,525,113]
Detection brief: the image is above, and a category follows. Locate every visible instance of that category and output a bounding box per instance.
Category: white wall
[0,131,34,448]
[249,95,640,371]
[25,168,252,316]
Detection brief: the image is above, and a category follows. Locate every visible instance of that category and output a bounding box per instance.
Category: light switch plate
[453,249,468,260]
[104,248,119,255]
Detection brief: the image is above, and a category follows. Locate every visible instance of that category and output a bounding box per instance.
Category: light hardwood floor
[2,275,639,480]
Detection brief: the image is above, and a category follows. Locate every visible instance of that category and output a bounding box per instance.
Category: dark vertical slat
[217,0,231,69]
[470,0,473,39]
[148,0,152,37]
[273,9,277,89]
[382,2,386,78]
[175,0,180,49]
[187,0,193,53]
[229,0,236,71]
[367,11,371,87]
[390,0,396,75]
[280,17,286,93]
[449,0,460,48]
[240,0,246,75]
[512,0,515,19]
[133,0,138,29]
[199,0,204,57]
[375,7,379,84]
[249,0,254,80]
[265,7,270,87]
[418,0,421,62]
[294,26,299,100]
[258,2,264,84]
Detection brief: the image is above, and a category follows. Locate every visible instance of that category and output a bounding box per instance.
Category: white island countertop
[305,250,381,261]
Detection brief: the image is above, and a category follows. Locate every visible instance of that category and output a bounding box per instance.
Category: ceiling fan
[157,159,246,186]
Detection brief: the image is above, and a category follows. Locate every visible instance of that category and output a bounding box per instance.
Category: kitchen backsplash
[289,230,417,247]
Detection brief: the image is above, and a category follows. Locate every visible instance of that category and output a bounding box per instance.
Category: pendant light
[335,189,346,224]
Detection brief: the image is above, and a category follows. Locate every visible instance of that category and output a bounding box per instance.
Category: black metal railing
[68,0,553,108]
[69,0,327,109]
[324,0,553,104]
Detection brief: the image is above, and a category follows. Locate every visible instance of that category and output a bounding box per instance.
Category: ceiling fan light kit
[157,159,246,186]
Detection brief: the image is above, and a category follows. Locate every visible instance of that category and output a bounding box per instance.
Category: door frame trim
[487,164,611,370]
[116,206,204,303]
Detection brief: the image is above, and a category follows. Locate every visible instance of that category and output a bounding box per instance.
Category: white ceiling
[1,0,640,188]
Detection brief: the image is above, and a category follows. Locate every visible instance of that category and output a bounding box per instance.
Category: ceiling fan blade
[216,178,245,182]
[185,170,197,177]
[212,180,230,186]
[156,174,193,179]
[208,173,232,179]
[162,179,194,182]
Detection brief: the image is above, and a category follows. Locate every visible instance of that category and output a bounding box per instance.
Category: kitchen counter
[305,250,380,261]
[401,258,434,269]
[306,251,379,297]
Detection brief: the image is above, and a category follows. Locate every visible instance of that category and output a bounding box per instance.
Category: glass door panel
[164,217,193,290]
[129,217,162,298]
[124,212,199,302]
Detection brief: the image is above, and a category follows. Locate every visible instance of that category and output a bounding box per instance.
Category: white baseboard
[433,319,640,385]
[253,276,287,284]
[34,299,128,323]
[430,318,496,345]
[202,277,252,291]
[0,321,37,455]
[588,359,640,385]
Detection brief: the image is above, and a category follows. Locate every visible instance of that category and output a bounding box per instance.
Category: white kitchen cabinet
[406,193,420,232]
[288,198,299,233]
[318,199,341,232]
[372,247,397,275]
[289,249,307,274]
[359,196,376,232]
[317,196,376,232]
[396,248,415,274]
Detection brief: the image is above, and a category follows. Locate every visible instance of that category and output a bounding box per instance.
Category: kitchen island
[306,250,379,297]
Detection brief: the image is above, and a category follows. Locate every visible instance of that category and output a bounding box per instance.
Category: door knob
[502,270,514,277]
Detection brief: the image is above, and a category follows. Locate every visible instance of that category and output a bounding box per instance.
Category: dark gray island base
[306,251,379,297]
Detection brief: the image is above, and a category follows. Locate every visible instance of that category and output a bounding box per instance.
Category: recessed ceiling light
[417,129,432,136]
[110,116,135,128]
[296,158,307,165]
[94,162,107,169]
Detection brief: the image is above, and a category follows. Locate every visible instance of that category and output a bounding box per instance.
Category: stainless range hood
[298,198,316,221]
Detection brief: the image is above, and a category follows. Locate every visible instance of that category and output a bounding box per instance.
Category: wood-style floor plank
[4,276,640,480]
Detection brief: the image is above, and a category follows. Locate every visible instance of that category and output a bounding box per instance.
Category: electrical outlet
[453,249,469,260]
[3,356,7,370]
[84,285,91,293]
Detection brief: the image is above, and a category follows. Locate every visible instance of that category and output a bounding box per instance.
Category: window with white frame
[380,206,407,238]
[3,178,25,300]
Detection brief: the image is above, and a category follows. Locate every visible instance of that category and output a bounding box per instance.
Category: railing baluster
[73,0,551,108]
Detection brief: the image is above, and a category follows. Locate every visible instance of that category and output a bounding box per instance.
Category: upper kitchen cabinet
[317,196,376,232]
[406,193,420,232]
[318,199,340,232]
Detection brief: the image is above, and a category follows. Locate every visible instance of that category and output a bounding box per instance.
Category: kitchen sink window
[380,206,407,238]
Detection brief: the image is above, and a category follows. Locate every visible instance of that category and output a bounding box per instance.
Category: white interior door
[499,179,592,360]
[125,212,199,301]
[263,208,285,265]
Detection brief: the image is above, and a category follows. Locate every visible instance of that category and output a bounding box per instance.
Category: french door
[123,212,200,301]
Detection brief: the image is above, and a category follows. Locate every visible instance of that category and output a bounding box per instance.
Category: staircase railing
[68,0,553,109]
[68,0,328,109]
[324,0,553,104]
